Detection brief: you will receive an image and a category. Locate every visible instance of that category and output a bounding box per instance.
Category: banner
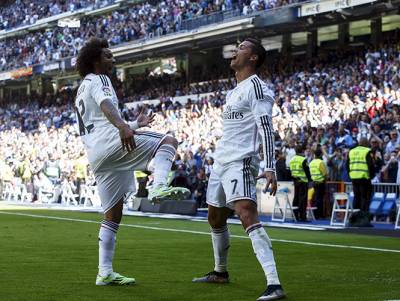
[299,0,376,17]
[63,57,77,70]
[71,57,77,67]
[58,18,80,28]
[44,62,59,72]
[32,64,44,74]
[0,71,11,81]
[10,66,32,79]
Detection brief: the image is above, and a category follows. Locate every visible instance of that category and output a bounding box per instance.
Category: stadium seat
[381,193,397,222]
[272,191,298,222]
[395,201,400,230]
[80,185,101,208]
[38,187,55,203]
[369,192,385,221]
[330,192,360,227]
[2,181,15,201]
[18,183,32,203]
[61,182,79,206]
[306,206,317,221]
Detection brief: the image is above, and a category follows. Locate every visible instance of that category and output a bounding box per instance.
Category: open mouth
[231,54,237,61]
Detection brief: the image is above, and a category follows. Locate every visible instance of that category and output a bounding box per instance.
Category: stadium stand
[0,0,306,71]
[2,39,400,205]
[0,0,400,228]
[0,0,116,31]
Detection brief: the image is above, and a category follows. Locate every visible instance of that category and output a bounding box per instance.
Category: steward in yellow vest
[289,145,312,221]
[309,148,328,219]
[348,146,371,180]
[289,155,308,183]
[346,137,374,214]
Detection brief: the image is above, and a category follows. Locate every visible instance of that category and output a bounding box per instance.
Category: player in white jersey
[75,38,190,286]
[192,38,285,300]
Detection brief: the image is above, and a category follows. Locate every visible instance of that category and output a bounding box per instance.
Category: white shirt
[74,73,120,172]
[213,74,275,170]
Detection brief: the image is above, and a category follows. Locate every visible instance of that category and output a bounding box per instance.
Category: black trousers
[293,180,308,221]
[352,179,372,213]
[313,182,325,219]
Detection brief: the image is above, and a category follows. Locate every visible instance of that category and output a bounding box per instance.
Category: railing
[0,178,101,207]
[326,181,400,197]
[341,182,400,196]
[180,9,242,31]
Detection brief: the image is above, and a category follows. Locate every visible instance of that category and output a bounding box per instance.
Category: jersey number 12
[75,99,94,136]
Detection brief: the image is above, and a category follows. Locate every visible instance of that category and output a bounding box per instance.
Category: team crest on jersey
[102,87,112,97]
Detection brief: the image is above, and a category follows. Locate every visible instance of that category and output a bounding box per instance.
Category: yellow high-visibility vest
[289,155,308,183]
[309,159,325,183]
[349,146,370,180]
[134,170,148,178]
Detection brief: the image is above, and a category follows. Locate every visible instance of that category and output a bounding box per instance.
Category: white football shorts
[94,131,167,213]
[206,157,259,209]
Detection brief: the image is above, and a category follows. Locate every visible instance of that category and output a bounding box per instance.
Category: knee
[208,212,227,229]
[162,135,178,149]
[104,201,123,224]
[235,202,258,227]
[104,213,122,224]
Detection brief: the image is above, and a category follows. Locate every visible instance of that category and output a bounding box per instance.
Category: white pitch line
[1,211,400,254]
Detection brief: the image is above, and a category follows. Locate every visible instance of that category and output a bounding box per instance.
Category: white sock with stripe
[211,225,230,273]
[98,220,119,277]
[153,144,176,187]
[246,223,280,285]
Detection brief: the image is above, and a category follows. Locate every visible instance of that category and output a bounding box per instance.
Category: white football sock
[98,220,119,277]
[211,225,230,273]
[152,144,176,187]
[247,223,280,285]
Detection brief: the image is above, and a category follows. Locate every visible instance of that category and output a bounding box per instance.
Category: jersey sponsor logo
[77,85,85,96]
[102,86,112,97]
[222,105,244,120]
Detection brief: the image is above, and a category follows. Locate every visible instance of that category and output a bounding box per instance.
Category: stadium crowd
[2,38,400,205]
[0,0,116,31]
[0,0,303,72]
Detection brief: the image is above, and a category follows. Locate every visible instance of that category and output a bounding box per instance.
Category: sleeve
[320,161,328,178]
[90,74,114,106]
[248,80,276,171]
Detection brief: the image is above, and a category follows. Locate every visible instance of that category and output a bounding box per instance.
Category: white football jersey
[74,73,120,172]
[213,74,275,169]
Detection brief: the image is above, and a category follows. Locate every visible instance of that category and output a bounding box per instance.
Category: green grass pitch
[0,208,399,301]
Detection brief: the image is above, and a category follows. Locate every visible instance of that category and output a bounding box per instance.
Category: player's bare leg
[234,200,285,300]
[96,199,135,286]
[148,135,190,203]
[192,205,232,283]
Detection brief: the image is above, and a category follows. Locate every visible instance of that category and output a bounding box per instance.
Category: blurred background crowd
[0,0,303,71]
[2,38,400,207]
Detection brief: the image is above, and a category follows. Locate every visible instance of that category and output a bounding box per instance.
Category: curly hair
[76,37,109,78]
[244,37,266,69]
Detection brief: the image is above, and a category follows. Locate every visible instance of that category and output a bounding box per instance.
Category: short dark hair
[314,148,323,158]
[76,37,109,78]
[244,37,266,69]
[295,144,304,154]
